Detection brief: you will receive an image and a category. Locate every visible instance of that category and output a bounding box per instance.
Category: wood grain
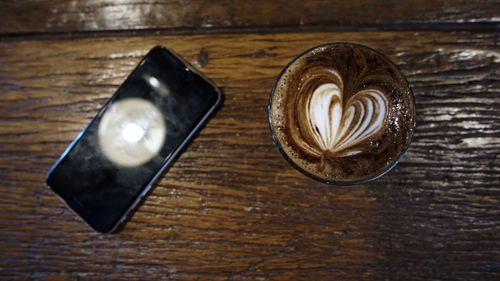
[0,31,499,280]
[1,0,499,35]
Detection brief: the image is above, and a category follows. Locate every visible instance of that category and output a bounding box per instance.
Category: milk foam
[306,82,388,156]
[307,83,342,150]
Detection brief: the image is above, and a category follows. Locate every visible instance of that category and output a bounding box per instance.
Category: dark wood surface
[1,0,499,34]
[1,1,499,281]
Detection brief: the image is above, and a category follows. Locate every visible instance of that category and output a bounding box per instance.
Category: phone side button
[121,198,141,223]
[140,184,152,199]
[131,198,141,211]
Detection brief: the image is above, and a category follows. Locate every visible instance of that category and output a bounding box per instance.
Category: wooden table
[1,1,499,280]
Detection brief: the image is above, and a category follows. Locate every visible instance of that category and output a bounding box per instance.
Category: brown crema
[270,43,415,182]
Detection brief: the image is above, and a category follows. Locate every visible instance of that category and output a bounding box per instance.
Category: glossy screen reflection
[98,98,166,167]
[46,47,221,233]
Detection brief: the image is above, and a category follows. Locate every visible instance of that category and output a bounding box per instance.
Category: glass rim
[267,42,416,185]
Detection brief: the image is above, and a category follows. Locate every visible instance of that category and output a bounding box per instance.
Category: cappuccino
[269,43,415,183]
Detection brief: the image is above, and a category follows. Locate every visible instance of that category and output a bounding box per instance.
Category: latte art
[289,65,392,170]
[305,73,389,158]
[270,43,415,182]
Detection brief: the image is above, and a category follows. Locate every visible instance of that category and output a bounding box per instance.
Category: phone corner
[44,168,55,190]
[92,225,115,235]
[150,45,169,54]
[213,86,224,108]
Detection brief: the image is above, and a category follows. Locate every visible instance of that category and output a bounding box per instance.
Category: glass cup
[267,43,416,185]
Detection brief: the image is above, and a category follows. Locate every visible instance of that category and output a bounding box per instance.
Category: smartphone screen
[46,46,221,233]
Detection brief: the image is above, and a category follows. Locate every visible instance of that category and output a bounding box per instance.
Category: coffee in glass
[268,43,415,184]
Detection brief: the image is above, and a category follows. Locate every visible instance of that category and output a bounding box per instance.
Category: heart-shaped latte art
[305,71,388,157]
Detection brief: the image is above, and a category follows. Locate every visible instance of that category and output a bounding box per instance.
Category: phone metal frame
[45,46,222,233]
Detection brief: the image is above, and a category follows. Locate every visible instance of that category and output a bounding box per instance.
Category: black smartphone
[45,46,222,233]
